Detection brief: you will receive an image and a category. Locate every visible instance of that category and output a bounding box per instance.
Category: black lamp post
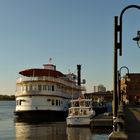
[113,5,140,119]
[118,66,129,105]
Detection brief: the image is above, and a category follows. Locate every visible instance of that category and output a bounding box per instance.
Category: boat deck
[90,112,113,128]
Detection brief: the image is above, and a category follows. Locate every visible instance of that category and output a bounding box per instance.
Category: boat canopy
[19,69,65,77]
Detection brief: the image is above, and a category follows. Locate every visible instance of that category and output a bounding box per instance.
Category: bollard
[108,117,128,140]
[108,103,128,140]
[114,117,125,131]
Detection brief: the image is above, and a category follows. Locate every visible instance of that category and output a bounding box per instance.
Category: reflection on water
[15,121,67,140]
[15,120,110,140]
[67,127,92,140]
[0,101,110,140]
[67,127,110,140]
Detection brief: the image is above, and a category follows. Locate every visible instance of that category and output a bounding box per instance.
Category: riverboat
[66,98,96,126]
[14,63,85,121]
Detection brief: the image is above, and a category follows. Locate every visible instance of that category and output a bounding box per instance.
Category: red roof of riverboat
[19,68,65,78]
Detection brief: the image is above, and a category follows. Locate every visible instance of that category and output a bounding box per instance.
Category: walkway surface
[125,105,140,140]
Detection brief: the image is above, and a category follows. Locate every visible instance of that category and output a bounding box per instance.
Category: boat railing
[69,107,91,116]
[71,99,92,107]
[15,90,76,98]
[16,76,85,90]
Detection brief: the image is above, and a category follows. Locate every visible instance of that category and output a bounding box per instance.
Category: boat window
[45,85,47,90]
[47,99,51,102]
[48,85,51,91]
[59,100,61,106]
[52,85,54,91]
[52,99,55,105]
[19,100,22,105]
[43,85,47,90]
[85,101,90,107]
[56,100,58,106]
[32,85,37,91]
[74,101,79,107]
[26,85,29,91]
[23,85,26,91]
[17,100,22,105]
[29,85,32,91]
[38,85,42,91]
[74,109,79,115]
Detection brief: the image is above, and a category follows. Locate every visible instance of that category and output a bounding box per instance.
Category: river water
[0,101,111,140]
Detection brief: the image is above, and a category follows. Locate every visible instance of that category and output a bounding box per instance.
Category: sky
[0,0,140,95]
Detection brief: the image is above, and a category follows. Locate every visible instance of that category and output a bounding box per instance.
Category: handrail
[16,76,85,90]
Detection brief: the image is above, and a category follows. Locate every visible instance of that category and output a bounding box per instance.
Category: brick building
[121,73,140,104]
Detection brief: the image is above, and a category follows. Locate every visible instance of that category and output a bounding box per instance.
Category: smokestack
[77,64,81,86]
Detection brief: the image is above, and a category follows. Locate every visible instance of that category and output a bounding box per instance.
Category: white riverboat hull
[14,95,70,122]
[66,115,93,126]
[15,110,68,122]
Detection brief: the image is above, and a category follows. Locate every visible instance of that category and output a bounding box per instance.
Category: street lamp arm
[120,5,140,22]
[119,5,140,56]
[119,66,129,75]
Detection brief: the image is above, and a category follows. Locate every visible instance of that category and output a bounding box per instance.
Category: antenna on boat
[48,58,52,64]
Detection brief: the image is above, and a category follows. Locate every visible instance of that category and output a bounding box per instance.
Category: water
[0,101,111,140]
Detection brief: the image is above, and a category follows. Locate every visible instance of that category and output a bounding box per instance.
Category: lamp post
[113,5,140,119]
[109,5,140,139]
[118,66,129,105]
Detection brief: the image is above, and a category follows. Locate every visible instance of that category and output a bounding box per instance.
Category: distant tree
[0,95,15,100]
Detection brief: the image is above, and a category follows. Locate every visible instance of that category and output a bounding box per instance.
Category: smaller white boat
[66,98,96,126]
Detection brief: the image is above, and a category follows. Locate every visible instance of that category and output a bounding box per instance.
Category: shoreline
[0,95,15,101]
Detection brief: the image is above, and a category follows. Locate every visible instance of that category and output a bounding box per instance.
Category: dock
[90,112,113,128]
[88,103,140,139]
[124,105,140,139]
[108,104,140,140]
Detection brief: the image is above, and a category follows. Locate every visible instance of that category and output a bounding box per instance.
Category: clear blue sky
[0,0,140,95]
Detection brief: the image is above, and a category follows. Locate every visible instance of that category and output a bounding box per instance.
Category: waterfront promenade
[125,105,140,140]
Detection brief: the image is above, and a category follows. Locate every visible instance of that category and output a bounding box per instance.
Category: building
[84,91,113,102]
[121,73,140,104]
[93,84,106,92]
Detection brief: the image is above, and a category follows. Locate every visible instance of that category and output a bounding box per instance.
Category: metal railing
[16,76,85,90]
